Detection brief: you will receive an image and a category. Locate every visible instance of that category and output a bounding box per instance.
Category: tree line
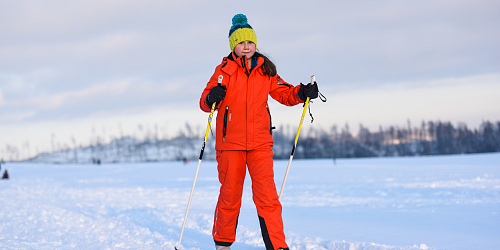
[7,120,500,163]
[272,120,500,159]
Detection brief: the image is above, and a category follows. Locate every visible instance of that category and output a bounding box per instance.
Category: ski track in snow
[1,153,500,249]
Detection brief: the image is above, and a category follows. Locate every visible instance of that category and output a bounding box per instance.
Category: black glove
[297,82,319,101]
[206,84,227,107]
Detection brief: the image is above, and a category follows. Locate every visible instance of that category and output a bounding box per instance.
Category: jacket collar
[224,52,264,76]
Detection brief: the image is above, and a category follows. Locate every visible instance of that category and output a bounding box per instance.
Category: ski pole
[279,75,316,201]
[175,75,222,250]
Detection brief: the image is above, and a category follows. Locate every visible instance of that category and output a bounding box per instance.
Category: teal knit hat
[228,14,257,52]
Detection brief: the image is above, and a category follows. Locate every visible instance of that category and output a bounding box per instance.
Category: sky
[1,0,500,160]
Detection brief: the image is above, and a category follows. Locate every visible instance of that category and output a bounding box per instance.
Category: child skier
[200,14,319,250]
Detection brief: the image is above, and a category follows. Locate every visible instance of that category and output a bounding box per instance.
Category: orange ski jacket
[200,53,304,151]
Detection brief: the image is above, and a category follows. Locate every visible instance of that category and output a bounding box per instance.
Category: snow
[1,152,499,250]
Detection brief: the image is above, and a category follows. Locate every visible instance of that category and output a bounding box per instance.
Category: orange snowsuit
[200,52,303,250]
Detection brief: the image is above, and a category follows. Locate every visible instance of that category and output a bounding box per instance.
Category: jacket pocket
[223,106,229,141]
[265,104,275,135]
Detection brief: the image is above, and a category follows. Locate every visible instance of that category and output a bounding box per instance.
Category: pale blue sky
[1,0,499,159]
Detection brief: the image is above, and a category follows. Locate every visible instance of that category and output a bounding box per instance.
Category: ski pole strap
[308,104,314,123]
[305,91,327,123]
[318,91,327,102]
[209,116,215,138]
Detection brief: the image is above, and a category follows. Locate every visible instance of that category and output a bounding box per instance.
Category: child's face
[234,40,255,59]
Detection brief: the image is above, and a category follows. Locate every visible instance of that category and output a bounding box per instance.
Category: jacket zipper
[241,57,250,76]
[223,106,229,141]
[265,104,275,135]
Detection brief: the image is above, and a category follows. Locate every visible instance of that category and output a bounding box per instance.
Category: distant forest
[3,120,500,162]
[272,120,500,159]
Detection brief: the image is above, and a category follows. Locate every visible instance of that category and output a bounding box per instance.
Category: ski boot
[215,244,230,250]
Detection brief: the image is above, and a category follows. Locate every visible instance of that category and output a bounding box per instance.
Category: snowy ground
[1,153,499,250]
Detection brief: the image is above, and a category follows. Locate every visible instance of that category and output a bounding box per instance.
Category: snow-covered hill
[27,137,216,164]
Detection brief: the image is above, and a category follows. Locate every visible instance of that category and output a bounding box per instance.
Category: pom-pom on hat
[228,14,257,52]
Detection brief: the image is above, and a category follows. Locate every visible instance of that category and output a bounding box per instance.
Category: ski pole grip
[218,75,223,87]
[311,75,316,85]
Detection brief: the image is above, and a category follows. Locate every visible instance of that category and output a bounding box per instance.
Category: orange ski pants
[212,147,288,250]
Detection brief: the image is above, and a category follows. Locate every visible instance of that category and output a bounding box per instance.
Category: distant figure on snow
[2,170,9,180]
[92,158,101,165]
